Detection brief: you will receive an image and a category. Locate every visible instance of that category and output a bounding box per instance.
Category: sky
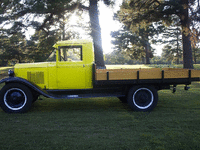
[99,0,123,54]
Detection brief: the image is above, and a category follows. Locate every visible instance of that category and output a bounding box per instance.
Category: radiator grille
[27,72,44,84]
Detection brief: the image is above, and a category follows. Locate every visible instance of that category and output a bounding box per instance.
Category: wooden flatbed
[95,68,200,86]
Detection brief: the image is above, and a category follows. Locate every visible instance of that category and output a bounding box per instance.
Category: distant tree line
[105,51,200,65]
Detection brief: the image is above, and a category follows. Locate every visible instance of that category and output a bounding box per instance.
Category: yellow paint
[14,40,94,90]
[14,62,49,89]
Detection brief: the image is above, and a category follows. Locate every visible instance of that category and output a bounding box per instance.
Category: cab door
[56,46,86,89]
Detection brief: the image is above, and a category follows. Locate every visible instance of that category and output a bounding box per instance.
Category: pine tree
[111,23,162,64]
[160,18,183,64]
[190,28,200,64]
[0,31,27,65]
[118,0,200,69]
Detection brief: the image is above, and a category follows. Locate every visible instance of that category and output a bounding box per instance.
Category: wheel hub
[133,88,154,109]
[4,88,27,110]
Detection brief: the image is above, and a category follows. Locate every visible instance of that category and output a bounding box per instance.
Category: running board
[46,93,125,99]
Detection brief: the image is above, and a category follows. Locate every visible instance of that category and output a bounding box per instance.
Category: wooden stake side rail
[95,68,200,81]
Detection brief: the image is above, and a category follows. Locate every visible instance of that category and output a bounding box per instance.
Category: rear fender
[0,77,51,98]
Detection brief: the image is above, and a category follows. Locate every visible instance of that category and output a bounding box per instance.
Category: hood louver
[27,72,44,84]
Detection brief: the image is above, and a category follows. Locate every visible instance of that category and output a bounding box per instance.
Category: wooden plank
[95,72,107,80]
[95,68,200,81]
[191,70,200,78]
[140,70,162,79]
[164,70,189,78]
[109,71,137,80]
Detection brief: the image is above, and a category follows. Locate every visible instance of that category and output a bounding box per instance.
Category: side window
[59,46,82,62]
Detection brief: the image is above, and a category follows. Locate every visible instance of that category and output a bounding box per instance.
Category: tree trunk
[89,0,106,69]
[61,19,65,41]
[182,29,193,68]
[176,29,179,64]
[141,56,145,64]
[145,41,150,64]
[193,49,196,64]
[181,0,193,69]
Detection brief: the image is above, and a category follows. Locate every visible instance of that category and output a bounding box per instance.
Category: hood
[14,62,50,69]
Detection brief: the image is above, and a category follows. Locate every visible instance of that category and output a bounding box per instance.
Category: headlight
[8,70,14,77]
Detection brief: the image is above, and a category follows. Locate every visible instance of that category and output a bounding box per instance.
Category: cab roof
[53,39,92,48]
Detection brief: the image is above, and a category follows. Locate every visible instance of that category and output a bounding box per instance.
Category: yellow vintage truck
[0,40,200,113]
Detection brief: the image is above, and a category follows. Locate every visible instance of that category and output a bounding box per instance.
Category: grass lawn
[106,64,200,69]
[0,66,13,74]
[0,83,200,149]
[0,66,200,149]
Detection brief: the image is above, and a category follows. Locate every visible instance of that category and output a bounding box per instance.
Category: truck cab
[14,40,94,90]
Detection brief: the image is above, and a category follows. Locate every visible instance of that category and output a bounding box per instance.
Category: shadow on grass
[30,97,131,113]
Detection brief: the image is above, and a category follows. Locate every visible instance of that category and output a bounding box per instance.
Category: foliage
[191,28,200,64]
[0,0,83,65]
[0,31,28,65]
[193,47,200,64]
[150,56,172,65]
[160,26,183,64]
[0,0,116,68]
[105,50,134,64]
[118,0,200,69]
[112,2,168,64]
[27,30,59,62]
[111,23,161,64]
[0,0,78,33]
[161,45,182,64]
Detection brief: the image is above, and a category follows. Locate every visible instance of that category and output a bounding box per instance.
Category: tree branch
[37,13,53,31]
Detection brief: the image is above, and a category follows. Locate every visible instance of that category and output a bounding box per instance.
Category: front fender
[0,77,52,98]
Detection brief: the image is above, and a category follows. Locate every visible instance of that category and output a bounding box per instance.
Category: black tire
[118,96,127,103]
[127,86,158,112]
[0,83,33,113]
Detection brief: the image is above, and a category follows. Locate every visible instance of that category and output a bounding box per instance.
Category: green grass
[0,83,200,150]
[0,67,13,79]
[106,64,200,69]
[0,66,13,73]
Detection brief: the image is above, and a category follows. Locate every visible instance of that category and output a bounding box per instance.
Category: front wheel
[0,83,33,113]
[127,86,158,112]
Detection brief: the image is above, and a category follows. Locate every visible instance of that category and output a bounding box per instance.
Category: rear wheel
[127,86,158,112]
[0,83,33,113]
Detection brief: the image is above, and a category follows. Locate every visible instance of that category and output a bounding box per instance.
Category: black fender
[0,77,53,98]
